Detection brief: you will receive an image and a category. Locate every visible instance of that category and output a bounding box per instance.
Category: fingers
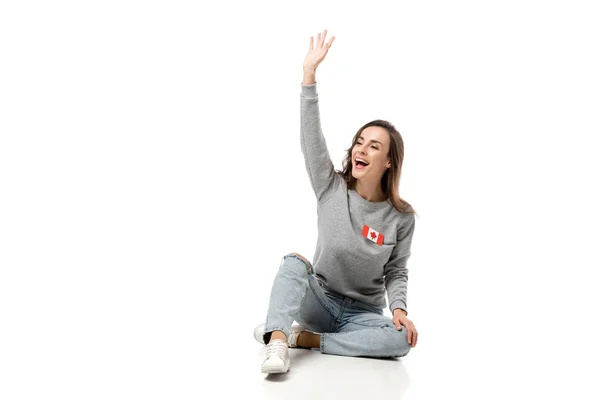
[408,324,418,347]
[396,318,418,347]
[321,30,334,49]
[317,30,328,48]
[310,30,335,51]
[394,318,402,330]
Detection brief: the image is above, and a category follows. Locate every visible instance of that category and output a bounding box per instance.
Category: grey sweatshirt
[300,83,416,315]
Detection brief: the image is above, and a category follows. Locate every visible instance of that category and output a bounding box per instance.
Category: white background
[1,1,599,399]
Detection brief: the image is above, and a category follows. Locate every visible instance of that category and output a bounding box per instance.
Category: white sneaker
[261,339,290,374]
[253,323,311,348]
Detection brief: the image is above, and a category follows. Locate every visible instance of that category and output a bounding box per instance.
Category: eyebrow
[357,136,383,145]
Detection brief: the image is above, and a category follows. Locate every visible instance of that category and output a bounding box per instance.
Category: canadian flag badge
[362,224,385,246]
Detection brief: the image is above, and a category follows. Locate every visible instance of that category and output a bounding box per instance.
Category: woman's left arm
[384,214,418,347]
[384,214,416,314]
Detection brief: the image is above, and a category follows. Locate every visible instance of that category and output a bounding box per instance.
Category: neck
[355,179,386,202]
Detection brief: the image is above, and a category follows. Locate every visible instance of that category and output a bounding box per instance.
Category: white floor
[208,317,598,400]
[243,339,412,400]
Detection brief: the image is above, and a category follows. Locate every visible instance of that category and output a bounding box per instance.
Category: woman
[254,29,419,374]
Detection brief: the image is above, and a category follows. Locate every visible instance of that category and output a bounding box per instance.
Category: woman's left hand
[392,309,418,348]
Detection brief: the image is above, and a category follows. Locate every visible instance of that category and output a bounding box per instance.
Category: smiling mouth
[355,160,369,170]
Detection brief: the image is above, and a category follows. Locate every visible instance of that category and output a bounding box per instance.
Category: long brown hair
[336,119,417,216]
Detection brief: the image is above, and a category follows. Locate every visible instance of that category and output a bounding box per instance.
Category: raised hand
[303,29,335,84]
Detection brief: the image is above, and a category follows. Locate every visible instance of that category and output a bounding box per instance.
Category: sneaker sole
[261,363,290,374]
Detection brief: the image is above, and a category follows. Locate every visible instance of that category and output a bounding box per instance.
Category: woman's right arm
[299,30,340,203]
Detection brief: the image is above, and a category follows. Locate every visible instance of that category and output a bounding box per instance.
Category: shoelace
[266,340,287,359]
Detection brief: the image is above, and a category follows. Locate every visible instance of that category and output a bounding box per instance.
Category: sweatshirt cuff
[301,83,318,98]
[390,300,408,316]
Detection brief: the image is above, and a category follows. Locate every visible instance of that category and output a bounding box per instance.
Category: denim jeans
[262,253,411,358]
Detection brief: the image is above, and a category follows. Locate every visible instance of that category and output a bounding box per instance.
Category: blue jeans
[262,253,411,358]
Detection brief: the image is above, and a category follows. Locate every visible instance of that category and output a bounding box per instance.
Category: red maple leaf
[370,231,377,239]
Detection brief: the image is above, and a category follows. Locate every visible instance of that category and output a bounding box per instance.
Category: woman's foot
[261,339,290,374]
[296,331,320,349]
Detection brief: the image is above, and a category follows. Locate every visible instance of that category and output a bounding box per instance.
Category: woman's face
[351,126,391,181]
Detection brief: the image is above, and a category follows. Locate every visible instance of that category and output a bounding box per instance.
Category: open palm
[303,29,336,71]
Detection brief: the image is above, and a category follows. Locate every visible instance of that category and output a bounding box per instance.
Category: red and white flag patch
[362,224,384,246]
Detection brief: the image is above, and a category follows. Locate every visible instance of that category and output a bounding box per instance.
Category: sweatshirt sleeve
[384,214,416,315]
[300,83,341,203]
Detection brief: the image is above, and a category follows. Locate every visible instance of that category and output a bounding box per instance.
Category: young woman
[254,29,419,374]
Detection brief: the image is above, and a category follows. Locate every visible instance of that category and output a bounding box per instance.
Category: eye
[356,141,378,150]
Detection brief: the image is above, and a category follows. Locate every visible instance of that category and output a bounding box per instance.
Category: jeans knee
[282,252,313,274]
[384,327,411,357]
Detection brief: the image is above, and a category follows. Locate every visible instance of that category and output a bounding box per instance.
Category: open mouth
[355,159,369,170]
